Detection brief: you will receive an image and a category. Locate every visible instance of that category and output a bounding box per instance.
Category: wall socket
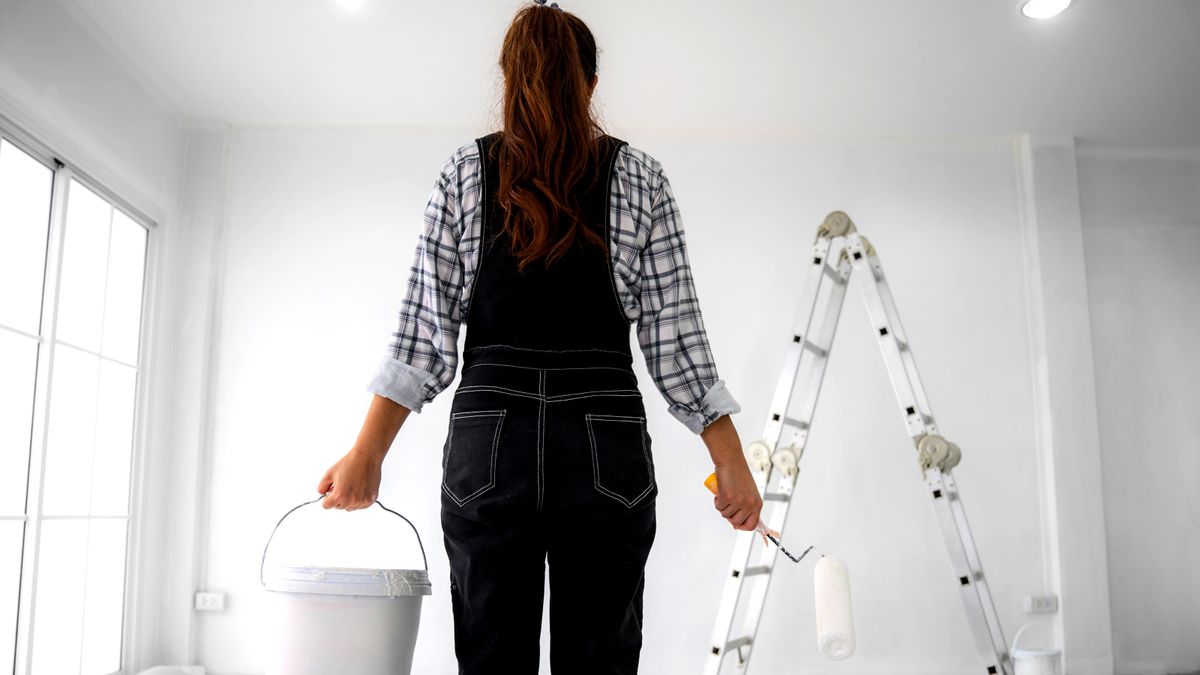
[194,591,226,611]
[1023,593,1058,614]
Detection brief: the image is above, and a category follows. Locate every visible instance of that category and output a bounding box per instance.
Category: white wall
[0,0,184,222]
[1077,149,1200,675]
[196,126,1064,674]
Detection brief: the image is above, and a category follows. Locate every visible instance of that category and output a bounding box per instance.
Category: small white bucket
[1011,622,1062,675]
[259,495,432,675]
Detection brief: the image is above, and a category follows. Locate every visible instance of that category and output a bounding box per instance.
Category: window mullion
[15,159,72,675]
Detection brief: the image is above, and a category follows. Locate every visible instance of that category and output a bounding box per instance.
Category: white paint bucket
[1011,622,1062,675]
[259,495,432,675]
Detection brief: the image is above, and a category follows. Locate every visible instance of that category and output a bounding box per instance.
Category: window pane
[30,518,86,674]
[99,210,147,365]
[56,179,111,353]
[0,138,54,335]
[30,518,127,675]
[0,520,23,675]
[80,518,127,675]
[0,329,38,514]
[91,360,135,516]
[42,344,99,516]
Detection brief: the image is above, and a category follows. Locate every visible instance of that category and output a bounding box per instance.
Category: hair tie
[533,0,563,10]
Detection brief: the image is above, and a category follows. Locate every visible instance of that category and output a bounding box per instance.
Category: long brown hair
[493,3,608,273]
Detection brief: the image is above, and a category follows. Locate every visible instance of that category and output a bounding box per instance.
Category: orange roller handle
[704,471,797,556]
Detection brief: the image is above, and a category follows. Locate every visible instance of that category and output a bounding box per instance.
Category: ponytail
[494,3,607,273]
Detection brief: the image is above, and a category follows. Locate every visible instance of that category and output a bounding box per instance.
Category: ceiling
[62,0,1200,146]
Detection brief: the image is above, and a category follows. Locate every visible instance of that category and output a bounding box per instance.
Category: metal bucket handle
[1011,621,1054,654]
[259,491,429,587]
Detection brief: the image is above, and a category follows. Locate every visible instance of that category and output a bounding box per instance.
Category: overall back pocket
[442,409,506,506]
[585,413,655,508]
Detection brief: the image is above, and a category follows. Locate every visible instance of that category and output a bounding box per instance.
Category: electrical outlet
[1023,593,1058,614]
[194,591,226,611]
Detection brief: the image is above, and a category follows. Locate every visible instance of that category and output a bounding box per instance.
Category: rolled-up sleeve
[636,166,741,434]
[366,157,464,412]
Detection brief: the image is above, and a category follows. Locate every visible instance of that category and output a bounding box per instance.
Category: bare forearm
[352,394,413,461]
[701,414,744,466]
[701,414,763,531]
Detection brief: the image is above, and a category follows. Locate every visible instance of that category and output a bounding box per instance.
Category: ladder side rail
[941,471,1013,672]
[763,236,840,448]
[925,470,1014,675]
[728,472,801,675]
[726,247,854,671]
[704,467,774,675]
[704,235,843,674]
[788,246,855,463]
[865,249,938,428]
[845,234,928,438]
[865,249,1010,666]
[847,234,1011,674]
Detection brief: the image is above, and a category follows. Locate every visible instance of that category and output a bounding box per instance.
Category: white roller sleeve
[813,555,855,660]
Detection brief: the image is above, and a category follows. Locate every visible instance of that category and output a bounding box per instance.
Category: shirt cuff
[667,378,742,435]
[366,356,440,413]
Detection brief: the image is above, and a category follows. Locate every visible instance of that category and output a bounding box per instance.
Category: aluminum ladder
[703,211,1012,675]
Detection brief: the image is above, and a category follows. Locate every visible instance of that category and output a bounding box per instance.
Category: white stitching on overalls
[464,361,635,374]
[442,409,505,506]
[468,344,632,356]
[537,370,546,512]
[456,384,643,403]
[455,384,541,400]
[585,413,654,508]
[545,390,643,403]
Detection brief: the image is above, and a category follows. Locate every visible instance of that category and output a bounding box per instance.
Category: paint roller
[813,555,855,659]
[704,472,856,660]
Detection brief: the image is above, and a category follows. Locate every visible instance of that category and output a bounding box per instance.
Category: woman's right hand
[316,447,384,511]
[712,459,763,532]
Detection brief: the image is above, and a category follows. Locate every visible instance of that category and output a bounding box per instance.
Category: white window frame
[1,112,161,675]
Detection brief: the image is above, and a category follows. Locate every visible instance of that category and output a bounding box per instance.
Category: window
[1,132,151,675]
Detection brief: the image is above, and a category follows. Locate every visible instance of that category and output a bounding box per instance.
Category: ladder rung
[723,636,752,652]
[743,565,771,577]
[763,491,790,502]
[800,338,828,357]
[821,263,846,284]
[782,415,809,430]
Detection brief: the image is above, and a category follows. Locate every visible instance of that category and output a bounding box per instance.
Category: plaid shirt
[366,139,741,434]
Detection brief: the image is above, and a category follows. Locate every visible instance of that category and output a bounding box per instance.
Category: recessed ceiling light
[1019,0,1073,19]
[334,0,366,10]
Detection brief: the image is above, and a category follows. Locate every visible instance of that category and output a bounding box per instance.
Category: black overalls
[440,131,657,674]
